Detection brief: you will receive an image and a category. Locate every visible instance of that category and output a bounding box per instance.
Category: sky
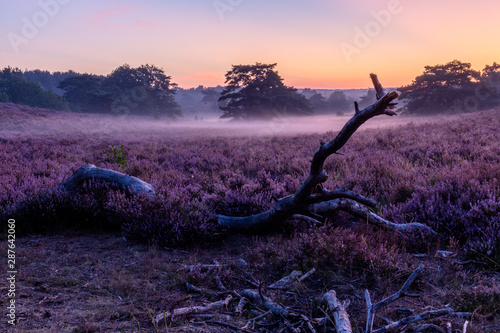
[1,0,499,89]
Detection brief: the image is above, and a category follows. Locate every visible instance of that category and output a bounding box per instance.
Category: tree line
[0,60,499,119]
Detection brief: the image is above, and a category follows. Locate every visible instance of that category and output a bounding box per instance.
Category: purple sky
[1,0,499,88]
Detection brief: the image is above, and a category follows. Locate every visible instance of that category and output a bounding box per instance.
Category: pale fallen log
[323,290,353,333]
[155,295,232,323]
[58,164,155,196]
[235,297,248,316]
[269,270,303,289]
[241,289,290,317]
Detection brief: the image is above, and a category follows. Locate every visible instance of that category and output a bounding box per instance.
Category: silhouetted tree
[308,92,328,113]
[58,64,182,117]
[219,63,312,120]
[0,67,69,110]
[58,74,113,113]
[357,88,377,109]
[104,64,181,118]
[399,60,481,114]
[201,87,221,113]
[23,70,78,96]
[478,62,500,108]
[327,90,351,115]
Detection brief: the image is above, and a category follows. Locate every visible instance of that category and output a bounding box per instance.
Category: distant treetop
[218,63,312,120]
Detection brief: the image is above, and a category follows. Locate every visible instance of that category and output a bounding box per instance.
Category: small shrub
[106,144,127,171]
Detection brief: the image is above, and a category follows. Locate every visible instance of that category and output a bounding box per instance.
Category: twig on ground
[323,290,353,333]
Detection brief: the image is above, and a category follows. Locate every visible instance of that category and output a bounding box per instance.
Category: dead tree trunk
[218,74,434,234]
[58,164,155,197]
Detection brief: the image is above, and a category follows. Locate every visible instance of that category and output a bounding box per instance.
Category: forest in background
[1,59,499,120]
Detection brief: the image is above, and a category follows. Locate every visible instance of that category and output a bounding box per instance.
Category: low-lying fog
[0,104,449,139]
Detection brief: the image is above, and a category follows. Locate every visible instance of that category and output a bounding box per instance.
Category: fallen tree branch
[338,200,438,235]
[269,270,303,289]
[155,295,232,323]
[372,308,453,333]
[58,164,155,197]
[291,214,323,225]
[365,264,454,333]
[323,290,353,333]
[217,74,437,236]
[204,320,253,333]
[297,267,317,284]
[235,297,248,316]
[402,323,446,333]
[241,289,290,317]
[367,264,424,332]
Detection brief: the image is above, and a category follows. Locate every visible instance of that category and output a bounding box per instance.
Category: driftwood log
[58,164,155,197]
[218,74,435,235]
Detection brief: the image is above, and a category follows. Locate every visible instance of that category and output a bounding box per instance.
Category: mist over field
[0,102,439,139]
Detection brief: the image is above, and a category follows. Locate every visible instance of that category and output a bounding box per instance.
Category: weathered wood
[241,289,290,317]
[217,74,434,235]
[366,264,423,333]
[402,324,446,333]
[297,267,316,283]
[365,264,453,333]
[269,270,303,289]
[235,297,248,316]
[58,164,155,196]
[155,295,232,323]
[372,308,453,333]
[323,290,353,333]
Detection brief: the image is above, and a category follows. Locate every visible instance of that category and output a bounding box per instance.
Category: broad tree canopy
[398,60,480,114]
[219,63,312,120]
[59,64,181,117]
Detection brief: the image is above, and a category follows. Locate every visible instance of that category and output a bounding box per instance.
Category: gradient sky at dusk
[1,0,499,89]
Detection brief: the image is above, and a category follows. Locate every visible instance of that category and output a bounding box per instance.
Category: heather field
[1,103,499,332]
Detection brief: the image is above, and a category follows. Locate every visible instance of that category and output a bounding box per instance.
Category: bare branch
[323,290,353,333]
[338,200,437,235]
[291,214,322,225]
[217,74,413,236]
[298,267,317,283]
[155,295,233,323]
[235,297,248,316]
[372,308,453,333]
[371,73,385,100]
[269,270,303,289]
[241,289,290,317]
[373,264,424,311]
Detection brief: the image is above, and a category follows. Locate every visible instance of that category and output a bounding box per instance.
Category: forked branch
[218,74,435,235]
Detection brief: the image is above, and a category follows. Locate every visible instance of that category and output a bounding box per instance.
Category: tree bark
[323,290,353,333]
[218,74,435,235]
[58,164,155,197]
